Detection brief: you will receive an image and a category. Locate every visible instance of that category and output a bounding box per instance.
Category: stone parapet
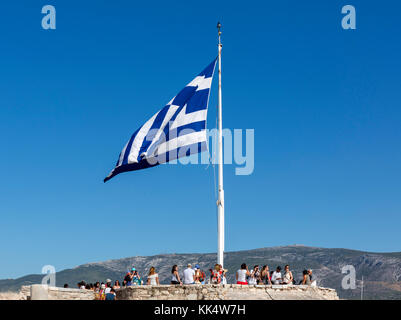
[21,285,95,300]
[116,284,339,300]
[18,284,338,300]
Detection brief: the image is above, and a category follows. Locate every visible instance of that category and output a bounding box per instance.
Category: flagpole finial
[217,22,222,37]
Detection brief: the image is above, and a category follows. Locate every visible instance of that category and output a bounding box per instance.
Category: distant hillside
[1,245,401,299]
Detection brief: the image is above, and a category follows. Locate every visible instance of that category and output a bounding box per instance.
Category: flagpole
[216,22,225,267]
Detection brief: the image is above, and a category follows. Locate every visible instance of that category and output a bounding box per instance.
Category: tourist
[125,268,141,286]
[105,288,116,300]
[94,285,101,300]
[147,266,160,285]
[248,265,260,285]
[105,282,112,294]
[132,270,142,286]
[113,280,121,290]
[194,267,201,284]
[236,263,250,285]
[171,265,182,285]
[260,265,271,285]
[63,284,69,288]
[124,269,134,286]
[210,264,223,284]
[183,263,196,284]
[194,264,206,284]
[308,269,313,281]
[99,283,106,300]
[271,266,282,284]
[222,268,228,284]
[300,270,311,286]
[308,269,317,287]
[283,265,294,285]
[301,270,311,285]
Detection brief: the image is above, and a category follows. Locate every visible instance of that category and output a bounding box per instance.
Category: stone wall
[19,284,338,300]
[116,284,339,300]
[21,284,95,300]
[19,286,31,300]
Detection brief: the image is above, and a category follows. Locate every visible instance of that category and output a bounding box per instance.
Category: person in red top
[210,264,223,284]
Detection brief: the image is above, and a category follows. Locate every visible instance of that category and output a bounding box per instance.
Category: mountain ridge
[1,245,401,299]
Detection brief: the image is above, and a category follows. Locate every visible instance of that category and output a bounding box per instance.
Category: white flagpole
[216,22,225,267]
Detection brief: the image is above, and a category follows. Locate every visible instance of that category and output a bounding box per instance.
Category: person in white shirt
[147,266,160,286]
[183,264,195,284]
[248,265,260,285]
[236,263,250,285]
[104,281,112,294]
[282,265,294,285]
[271,266,282,284]
[78,280,86,289]
[222,269,228,284]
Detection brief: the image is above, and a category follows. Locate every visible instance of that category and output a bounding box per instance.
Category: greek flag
[104,59,217,182]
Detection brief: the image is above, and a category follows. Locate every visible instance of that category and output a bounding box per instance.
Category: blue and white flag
[104,59,217,182]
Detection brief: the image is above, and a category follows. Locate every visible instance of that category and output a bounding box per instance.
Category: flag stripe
[126,112,159,164]
[155,130,206,155]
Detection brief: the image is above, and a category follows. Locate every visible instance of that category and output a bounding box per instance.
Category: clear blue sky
[1,0,400,279]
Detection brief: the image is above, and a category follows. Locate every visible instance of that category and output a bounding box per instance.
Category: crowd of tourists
[235,264,316,286]
[170,263,316,286]
[65,263,316,299]
[62,279,121,300]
